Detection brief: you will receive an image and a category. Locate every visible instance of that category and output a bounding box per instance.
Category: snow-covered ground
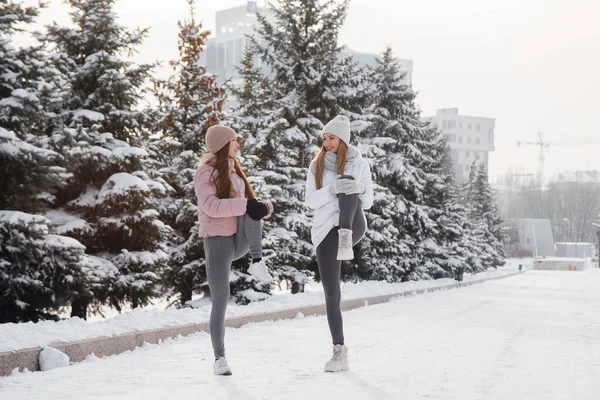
[0,260,527,353]
[2,266,599,400]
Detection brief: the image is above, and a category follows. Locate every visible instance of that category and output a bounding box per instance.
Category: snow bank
[0,265,520,353]
[39,347,69,372]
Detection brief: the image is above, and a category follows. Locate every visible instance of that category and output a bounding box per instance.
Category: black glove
[245,198,268,221]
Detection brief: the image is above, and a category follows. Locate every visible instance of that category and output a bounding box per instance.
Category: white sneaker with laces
[213,356,232,375]
[324,344,349,372]
[248,259,273,282]
[337,228,354,260]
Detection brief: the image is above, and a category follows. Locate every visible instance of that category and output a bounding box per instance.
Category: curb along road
[0,271,520,377]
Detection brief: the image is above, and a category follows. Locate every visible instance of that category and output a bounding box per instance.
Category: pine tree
[240,0,363,291]
[463,162,506,268]
[0,0,70,213]
[151,1,268,306]
[153,0,225,154]
[0,210,105,323]
[350,47,439,282]
[45,0,154,144]
[418,128,478,277]
[223,46,279,302]
[42,0,171,318]
[0,1,93,323]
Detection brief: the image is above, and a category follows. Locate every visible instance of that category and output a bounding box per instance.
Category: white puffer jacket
[305,154,374,249]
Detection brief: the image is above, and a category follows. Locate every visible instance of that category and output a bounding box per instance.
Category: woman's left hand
[340,179,364,195]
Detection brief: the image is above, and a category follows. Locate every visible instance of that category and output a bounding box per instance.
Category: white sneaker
[337,228,354,260]
[324,344,349,372]
[248,259,273,282]
[213,356,232,375]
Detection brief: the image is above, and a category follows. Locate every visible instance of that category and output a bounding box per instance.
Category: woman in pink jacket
[194,124,273,376]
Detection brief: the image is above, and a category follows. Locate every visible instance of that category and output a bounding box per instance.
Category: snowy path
[2,270,599,400]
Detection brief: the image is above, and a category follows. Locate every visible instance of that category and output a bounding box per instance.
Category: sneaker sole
[248,271,273,282]
[249,274,273,283]
[324,364,349,372]
[215,370,232,376]
[248,267,273,283]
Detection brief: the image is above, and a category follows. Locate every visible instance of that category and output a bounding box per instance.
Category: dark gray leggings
[316,177,366,346]
[204,214,263,357]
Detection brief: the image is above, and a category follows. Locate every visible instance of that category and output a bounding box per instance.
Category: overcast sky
[16,0,600,182]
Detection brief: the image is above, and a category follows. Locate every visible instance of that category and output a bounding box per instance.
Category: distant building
[553,170,600,185]
[422,108,496,186]
[555,242,593,258]
[200,2,413,85]
[199,2,273,81]
[511,218,556,257]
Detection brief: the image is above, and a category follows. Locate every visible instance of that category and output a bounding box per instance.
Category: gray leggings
[316,179,367,346]
[204,214,263,358]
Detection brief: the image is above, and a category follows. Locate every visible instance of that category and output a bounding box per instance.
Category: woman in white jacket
[305,115,374,372]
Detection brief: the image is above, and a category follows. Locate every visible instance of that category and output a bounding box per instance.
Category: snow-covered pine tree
[222,45,280,302]
[151,0,265,307]
[245,0,360,291]
[0,128,107,323]
[45,0,154,144]
[153,0,225,154]
[352,46,438,282]
[462,162,506,268]
[417,126,478,277]
[0,1,96,323]
[0,0,70,213]
[0,210,106,323]
[42,0,172,318]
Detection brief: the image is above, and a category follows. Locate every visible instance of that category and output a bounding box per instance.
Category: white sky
[15,0,600,182]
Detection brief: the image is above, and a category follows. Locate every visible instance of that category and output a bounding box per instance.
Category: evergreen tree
[150,0,250,307]
[0,1,92,322]
[225,45,280,304]
[0,0,70,213]
[241,0,361,290]
[351,46,438,282]
[463,162,506,268]
[153,0,225,154]
[45,0,153,144]
[419,128,478,276]
[0,210,108,323]
[42,0,171,318]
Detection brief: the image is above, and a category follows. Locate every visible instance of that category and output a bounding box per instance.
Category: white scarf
[324,145,360,171]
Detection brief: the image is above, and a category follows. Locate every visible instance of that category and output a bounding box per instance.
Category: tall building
[200,2,413,86]
[423,108,496,186]
[199,2,272,80]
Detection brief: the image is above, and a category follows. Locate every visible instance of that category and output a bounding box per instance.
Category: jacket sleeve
[305,162,335,210]
[358,160,374,210]
[194,166,247,218]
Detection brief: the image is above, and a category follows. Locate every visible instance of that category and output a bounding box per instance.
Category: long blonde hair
[209,144,256,200]
[312,141,348,189]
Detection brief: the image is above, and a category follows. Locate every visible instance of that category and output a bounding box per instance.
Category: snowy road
[2,270,599,400]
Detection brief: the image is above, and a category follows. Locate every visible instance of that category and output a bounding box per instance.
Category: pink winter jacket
[193,158,248,238]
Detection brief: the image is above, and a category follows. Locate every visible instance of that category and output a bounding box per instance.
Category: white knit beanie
[321,115,350,144]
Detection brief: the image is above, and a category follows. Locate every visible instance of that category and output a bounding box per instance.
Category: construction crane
[516,132,600,186]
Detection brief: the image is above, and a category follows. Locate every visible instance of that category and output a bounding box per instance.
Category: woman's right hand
[246,199,268,220]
